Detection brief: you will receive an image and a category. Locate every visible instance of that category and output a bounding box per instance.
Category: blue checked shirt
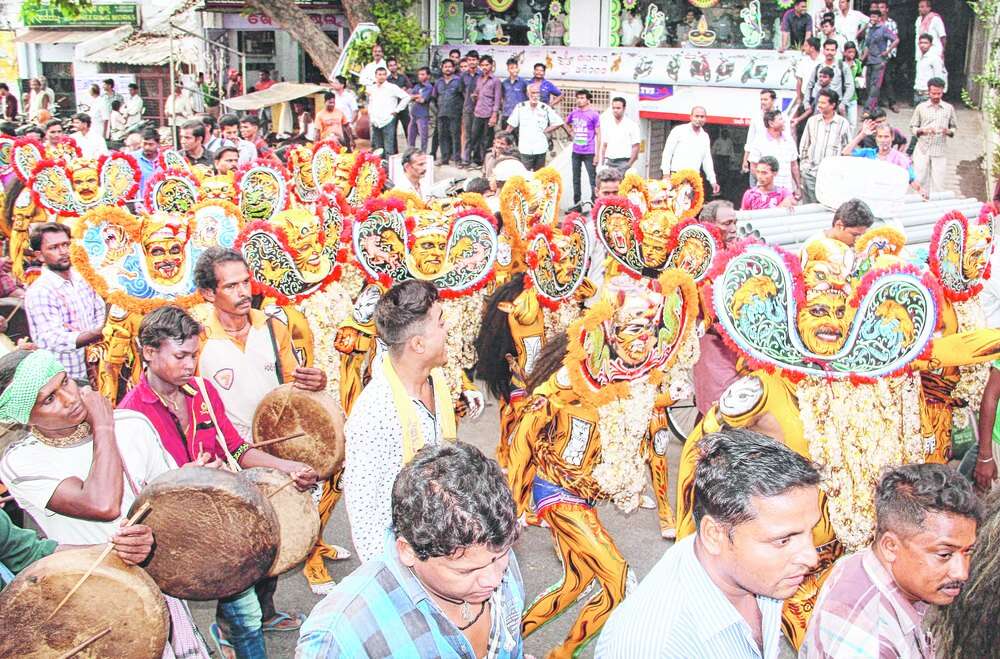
[296,534,525,659]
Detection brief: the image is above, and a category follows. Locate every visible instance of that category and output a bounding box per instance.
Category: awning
[15,29,98,44]
[82,32,199,66]
[222,82,329,111]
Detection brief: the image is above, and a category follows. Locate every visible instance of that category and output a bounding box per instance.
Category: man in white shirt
[506,86,563,171]
[219,113,258,165]
[915,0,947,61]
[344,280,454,563]
[367,67,411,157]
[742,89,788,185]
[393,148,428,199]
[834,0,868,44]
[660,106,719,196]
[799,89,851,203]
[913,33,947,104]
[812,0,834,29]
[358,43,389,89]
[123,82,144,125]
[69,112,108,160]
[330,75,359,122]
[164,84,194,126]
[596,429,821,659]
[598,96,640,175]
[792,37,822,121]
[0,350,172,547]
[748,109,800,193]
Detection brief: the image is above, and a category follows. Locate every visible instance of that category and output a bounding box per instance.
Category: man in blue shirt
[297,443,524,659]
[135,128,162,211]
[499,57,528,133]
[528,62,562,107]
[433,58,464,165]
[861,9,899,112]
[407,67,434,153]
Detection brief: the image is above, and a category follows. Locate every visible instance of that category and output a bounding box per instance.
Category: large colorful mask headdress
[234,160,291,223]
[286,140,343,205]
[10,136,82,184]
[30,153,139,216]
[352,198,497,297]
[619,170,703,220]
[712,241,941,382]
[237,193,350,304]
[71,205,241,313]
[592,196,719,282]
[566,271,698,400]
[499,167,563,243]
[524,212,592,309]
[321,151,386,209]
[928,205,997,303]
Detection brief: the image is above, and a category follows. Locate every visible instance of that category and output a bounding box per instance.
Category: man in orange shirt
[315,92,354,148]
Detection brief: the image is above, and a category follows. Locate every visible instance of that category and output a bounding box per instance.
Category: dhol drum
[130,466,279,600]
[239,467,321,576]
[0,546,169,658]
[252,383,346,479]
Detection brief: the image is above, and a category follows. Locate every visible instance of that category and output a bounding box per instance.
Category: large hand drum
[0,547,169,658]
[252,384,346,479]
[239,467,321,576]
[130,467,279,600]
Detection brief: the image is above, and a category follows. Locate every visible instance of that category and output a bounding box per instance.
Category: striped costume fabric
[595,535,783,658]
[297,536,525,659]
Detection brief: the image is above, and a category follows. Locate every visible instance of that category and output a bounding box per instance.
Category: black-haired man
[597,429,820,657]
[802,464,979,657]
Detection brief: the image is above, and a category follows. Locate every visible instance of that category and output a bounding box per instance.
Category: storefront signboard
[23,3,139,27]
[221,12,345,31]
[638,84,794,125]
[432,44,800,90]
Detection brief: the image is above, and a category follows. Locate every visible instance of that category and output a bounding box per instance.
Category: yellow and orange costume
[675,228,1000,648]
[509,272,700,659]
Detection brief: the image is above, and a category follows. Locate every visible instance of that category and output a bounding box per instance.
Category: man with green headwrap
[0,347,211,656]
[0,348,174,546]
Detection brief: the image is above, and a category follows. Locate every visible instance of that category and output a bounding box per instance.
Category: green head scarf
[0,350,66,425]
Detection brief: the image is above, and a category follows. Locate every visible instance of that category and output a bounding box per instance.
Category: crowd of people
[0,0,998,656]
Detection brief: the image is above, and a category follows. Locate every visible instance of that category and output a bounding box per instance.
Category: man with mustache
[801,463,980,658]
[597,429,821,657]
[192,248,329,635]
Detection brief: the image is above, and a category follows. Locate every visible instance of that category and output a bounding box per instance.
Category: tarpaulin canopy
[221,82,328,111]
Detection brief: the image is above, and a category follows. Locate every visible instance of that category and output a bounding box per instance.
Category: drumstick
[252,431,306,449]
[268,477,298,499]
[56,627,112,659]
[46,502,152,622]
[4,300,22,324]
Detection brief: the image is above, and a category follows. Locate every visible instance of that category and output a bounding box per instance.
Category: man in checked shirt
[24,223,106,382]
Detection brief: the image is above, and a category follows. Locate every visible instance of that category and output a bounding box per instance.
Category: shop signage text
[24,3,139,27]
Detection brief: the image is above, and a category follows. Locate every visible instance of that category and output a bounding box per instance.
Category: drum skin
[252,383,346,479]
[130,466,279,600]
[0,546,169,658]
[239,467,321,576]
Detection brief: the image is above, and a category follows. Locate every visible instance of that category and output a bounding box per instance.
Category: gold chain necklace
[31,421,93,448]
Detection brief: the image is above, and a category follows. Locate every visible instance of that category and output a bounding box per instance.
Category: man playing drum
[191,248,332,636]
[118,304,320,659]
[0,348,208,657]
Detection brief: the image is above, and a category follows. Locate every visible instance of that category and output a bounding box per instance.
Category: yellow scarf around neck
[382,354,457,464]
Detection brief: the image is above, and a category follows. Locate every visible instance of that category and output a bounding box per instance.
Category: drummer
[0,348,209,657]
[117,304,320,657]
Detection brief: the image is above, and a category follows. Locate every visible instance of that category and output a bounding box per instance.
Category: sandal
[209,623,235,659]
[262,611,306,633]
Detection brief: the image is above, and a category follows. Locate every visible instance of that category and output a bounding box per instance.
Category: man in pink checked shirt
[24,223,106,382]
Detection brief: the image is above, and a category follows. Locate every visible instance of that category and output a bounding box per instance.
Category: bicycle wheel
[666,399,700,443]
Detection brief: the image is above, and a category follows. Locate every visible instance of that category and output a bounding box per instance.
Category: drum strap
[266,317,285,385]
[193,377,242,472]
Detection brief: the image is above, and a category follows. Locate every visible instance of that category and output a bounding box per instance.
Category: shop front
[201,5,347,85]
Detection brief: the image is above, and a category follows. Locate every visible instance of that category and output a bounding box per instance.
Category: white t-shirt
[796,53,821,93]
[0,410,176,545]
[835,9,868,43]
[914,52,947,92]
[915,14,946,60]
[748,131,799,190]
[599,113,640,161]
[70,129,109,160]
[507,101,563,156]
